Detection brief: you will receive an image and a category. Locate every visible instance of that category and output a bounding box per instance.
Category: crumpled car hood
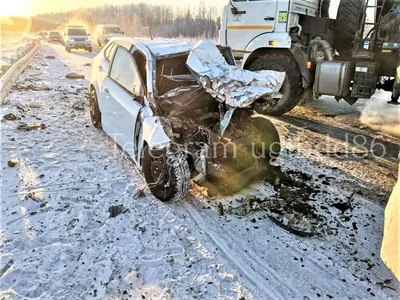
[186,40,285,108]
[185,40,285,134]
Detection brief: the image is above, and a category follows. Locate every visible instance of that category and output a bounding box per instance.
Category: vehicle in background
[95,24,124,46]
[63,26,92,53]
[48,31,63,43]
[89,38,282,202]
[220,0,399,115]
[37,31,48,41]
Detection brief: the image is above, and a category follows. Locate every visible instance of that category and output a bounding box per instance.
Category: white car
[64,26,92,53]
[95,24,124,46]
[89,38,283,202]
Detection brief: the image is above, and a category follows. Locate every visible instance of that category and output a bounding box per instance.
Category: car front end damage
[148,41,285,190]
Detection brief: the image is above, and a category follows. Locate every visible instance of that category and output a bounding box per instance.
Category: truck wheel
[249,52,303,116]
[334,0,366,57]
[142,146,190,203]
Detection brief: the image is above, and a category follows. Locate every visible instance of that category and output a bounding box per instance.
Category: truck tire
[249,52,303,116]
[334,0,366,57]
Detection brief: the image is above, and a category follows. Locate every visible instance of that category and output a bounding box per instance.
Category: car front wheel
[142,146,190,202]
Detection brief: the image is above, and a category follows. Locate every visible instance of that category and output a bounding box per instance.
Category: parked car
[89,38,284,202]
[95,24,124,46]
[37,31,48,41]
[48,31,63,43]
[63,26,92,53]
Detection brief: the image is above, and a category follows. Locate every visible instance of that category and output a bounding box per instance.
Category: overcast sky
[2,0,341,17]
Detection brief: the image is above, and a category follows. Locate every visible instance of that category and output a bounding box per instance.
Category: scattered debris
[218,202,224,216]
[108,205,129,218]
[72,102,85,111]
[17,122,46,131]
[7,159,19,167]
[12,83,51,91]
[24,192,41,202]
[3,113,17,121]
[134,188,146,199]
[66,72,85,80]
[45,55,56,59]
[16,102,28,112]
[0,259,14,277]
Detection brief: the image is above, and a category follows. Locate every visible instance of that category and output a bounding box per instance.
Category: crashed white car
[90,38,285,202]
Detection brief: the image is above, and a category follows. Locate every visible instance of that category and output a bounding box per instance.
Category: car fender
[141,116,171,151]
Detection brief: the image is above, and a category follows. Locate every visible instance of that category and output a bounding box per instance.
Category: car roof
[112,37,196,58]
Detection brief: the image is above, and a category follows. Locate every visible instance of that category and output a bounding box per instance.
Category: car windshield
[50,32,60,36]
[38,32,46,35]
[68,28,87,36]
[103,27,121,34]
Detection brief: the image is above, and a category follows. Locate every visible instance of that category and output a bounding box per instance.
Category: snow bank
[0,40,39,104]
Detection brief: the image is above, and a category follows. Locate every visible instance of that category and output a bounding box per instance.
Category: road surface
[1,42,399,299]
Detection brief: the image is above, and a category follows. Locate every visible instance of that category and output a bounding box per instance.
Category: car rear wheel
[66,47,71,53]
[142,146,190,203]
[89,89,102,128]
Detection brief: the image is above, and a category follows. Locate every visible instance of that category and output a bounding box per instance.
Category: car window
[104,42,116,62]
[110,47,144,96]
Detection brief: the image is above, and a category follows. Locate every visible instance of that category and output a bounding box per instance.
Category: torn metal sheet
[186,40,286,109]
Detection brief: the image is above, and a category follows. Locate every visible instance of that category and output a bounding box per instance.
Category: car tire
[97,39,101,47]
[66,47,71,53]
[142,145,190,203]
[89,89,102,128]
[88,47,93,53]
[249,52,304,116]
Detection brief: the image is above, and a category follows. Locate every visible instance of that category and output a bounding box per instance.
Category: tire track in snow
[179,199,296,299]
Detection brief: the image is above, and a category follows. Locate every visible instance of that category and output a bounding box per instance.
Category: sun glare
[0,0,29,17]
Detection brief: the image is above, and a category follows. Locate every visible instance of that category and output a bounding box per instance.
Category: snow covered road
[1,43,399,299]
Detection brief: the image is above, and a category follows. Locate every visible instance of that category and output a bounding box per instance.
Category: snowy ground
[1,43,399,299]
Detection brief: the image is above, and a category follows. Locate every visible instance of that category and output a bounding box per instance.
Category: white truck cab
[219,0,334,116]
[95,24,124,46]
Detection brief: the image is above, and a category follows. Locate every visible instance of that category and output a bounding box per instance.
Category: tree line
[15,1,222,40]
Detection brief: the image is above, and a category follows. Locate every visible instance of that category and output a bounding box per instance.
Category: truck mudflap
[393,64,400,99]
[381,164,400,281]
[291,44,311,89]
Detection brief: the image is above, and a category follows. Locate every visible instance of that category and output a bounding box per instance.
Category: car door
[101,46,145,158]
[96,42,117,133]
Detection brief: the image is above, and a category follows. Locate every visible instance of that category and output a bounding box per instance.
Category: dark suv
[48,31,62,43]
